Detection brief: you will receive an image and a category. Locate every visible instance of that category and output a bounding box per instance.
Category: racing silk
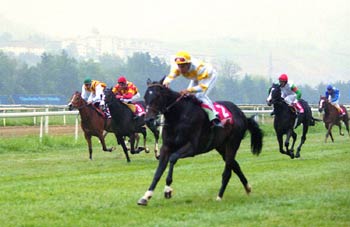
[163,57,218,121]
[325,88,340,103]
[112,81,140,102]
[81,80,106,103]
[280,81,302,101]
[163,58,216,93]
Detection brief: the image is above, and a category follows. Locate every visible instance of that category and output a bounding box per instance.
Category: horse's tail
[310,117,322,126]
[247,116,263,156]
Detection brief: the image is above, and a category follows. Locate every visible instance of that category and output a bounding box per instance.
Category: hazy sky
[1,0,349,47]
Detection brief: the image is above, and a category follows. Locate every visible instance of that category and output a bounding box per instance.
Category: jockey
[81,77,107,109]
[278,74,304,126]
[325,84,345,116]
[163,51,223,128]
[112,76,141,102]
[112,76,141,120]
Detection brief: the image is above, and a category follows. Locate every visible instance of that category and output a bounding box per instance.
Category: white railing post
[63,107,66,125]
[45,108,49,134]
[33,109,37,125]
[39,116,43,143]
[2,110,6,126]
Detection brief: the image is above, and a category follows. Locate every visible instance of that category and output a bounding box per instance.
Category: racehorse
[68,91,131,162]
[318,96,349,142]
[104,88,160,159]
[137,78,263,206]
[266,83,318,159]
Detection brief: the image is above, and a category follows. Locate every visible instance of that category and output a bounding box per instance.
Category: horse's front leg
[285,130,295,159]
[137,147,170,206]
[84,133,93,160]
[116,135,130,162]
[325,123,334,143]
[277,134,288,156]
[164,143,194,199]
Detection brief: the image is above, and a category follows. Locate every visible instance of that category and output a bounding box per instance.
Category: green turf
[0,123,349,227]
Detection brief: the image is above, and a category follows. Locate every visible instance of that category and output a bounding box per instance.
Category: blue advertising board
[11,95,67,105]
[0,96,11,104]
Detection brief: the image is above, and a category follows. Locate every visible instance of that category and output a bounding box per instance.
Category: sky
[1,0,350,85]
[1,0,350,47]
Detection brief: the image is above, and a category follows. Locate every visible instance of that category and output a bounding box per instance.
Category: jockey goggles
[174,57,190,64]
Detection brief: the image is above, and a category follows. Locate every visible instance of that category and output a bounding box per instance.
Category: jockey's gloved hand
[180,89,190,96]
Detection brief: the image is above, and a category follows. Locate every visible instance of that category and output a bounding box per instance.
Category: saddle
[201,102,234,125]
[122,102,146,116]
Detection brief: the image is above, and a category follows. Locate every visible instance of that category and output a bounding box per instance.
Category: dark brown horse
[318,96,349,142]
[137,78,263,206]
[266,83,318,159]
[68,91,131,162]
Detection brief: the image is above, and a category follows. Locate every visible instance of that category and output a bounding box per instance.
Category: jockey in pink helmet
[278,74,304,127]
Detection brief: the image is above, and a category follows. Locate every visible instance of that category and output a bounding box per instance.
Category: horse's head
[318,95,327,113]
[266,83,282,106]
[104,87,115,105]
[68,91,85,110]
[144,78,173,125]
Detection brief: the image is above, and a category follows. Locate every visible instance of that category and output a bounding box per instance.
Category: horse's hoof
[145,148,150,153]
[216,196,222,201]
[245,184,252,194]
[137,198,148,206]
[295,153,300,158]
[164,191,172,199]
[155,155,160,160]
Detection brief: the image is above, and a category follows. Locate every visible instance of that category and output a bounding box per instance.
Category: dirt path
[0,125,79,137]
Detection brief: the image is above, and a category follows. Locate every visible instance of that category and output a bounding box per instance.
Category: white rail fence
[0,104,330,142]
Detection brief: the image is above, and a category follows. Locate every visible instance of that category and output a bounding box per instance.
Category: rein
[165,94,185,112]
[147,83,185,114]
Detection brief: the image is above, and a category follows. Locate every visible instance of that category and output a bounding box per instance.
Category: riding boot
[294,113,303,129]
[203,107,224,128]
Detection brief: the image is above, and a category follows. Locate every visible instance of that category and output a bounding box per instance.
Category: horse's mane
[147,81,202,106]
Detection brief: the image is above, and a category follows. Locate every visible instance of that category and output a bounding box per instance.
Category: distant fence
[1,104,348,141]
[0,106,79,142]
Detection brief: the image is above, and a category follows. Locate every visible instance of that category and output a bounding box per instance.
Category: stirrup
[211,118,224,128]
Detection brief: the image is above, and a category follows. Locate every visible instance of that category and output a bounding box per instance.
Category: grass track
[0,123,349,227]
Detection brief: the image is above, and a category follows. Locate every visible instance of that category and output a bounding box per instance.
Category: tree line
[0,50,349,104]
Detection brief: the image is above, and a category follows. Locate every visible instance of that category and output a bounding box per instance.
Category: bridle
[146,83,185,114]
[69,92,88,110]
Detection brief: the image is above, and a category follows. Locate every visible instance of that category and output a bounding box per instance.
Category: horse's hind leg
[217,143,248,200]
[150,126,160,159]
[344,118,350,136]
[141,126,149,153]
[338,124,344,136]
[284,131,295,159]
[98,134,114,152]
[217,165,232,200]
[296,125,308,158]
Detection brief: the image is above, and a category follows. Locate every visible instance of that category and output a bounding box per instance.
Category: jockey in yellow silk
[163,51,223,128]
